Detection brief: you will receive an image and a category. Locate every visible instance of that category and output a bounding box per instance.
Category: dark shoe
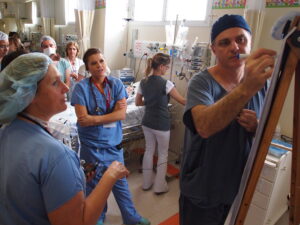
[125,217,151,225]
[136,217,151,225]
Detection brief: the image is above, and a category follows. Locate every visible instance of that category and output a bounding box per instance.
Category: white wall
[88,0,128,70]
[102,0,128,70]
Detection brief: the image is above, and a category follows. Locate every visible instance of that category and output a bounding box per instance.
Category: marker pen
[236,53,278,59]
[236,53,250,59]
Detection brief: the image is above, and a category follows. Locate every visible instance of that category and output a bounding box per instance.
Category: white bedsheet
[48,101,145,152]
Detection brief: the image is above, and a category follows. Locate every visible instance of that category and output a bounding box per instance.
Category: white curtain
[39,0,55,37]
[74,9,95,58]
[74,0,95,58]
[15,19,25,33]
[244,0,266,50]
[14,3,25,34]
[75,0,95,10]
[41,18,56,37]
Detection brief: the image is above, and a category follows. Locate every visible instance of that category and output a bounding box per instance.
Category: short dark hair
[83,48,102,71]
[8,31,20,39]
[9,36,24,51]
[1,49,28,71]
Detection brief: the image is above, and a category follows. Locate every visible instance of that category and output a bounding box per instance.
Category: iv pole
[169,15,179,82]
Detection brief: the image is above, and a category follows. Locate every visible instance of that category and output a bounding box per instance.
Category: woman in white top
[65,41,84,96]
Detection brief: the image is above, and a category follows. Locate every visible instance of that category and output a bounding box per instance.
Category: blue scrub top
[180,70,268,207]
[71,76,128,149]
[0,119,85,225]
[57,58,71,83]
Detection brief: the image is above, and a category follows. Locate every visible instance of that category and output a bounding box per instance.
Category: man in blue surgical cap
[179,14,276,224]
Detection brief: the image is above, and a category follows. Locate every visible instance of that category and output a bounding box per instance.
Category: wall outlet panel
[133,40,168,58]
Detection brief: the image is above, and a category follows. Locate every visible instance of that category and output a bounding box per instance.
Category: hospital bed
[48,82,145,153]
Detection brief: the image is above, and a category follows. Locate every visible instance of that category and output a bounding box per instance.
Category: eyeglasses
[0,45,9,49]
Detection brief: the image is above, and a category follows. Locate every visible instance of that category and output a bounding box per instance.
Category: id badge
[103,122,116,128]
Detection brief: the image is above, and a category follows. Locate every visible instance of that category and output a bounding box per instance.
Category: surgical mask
[43,47,56,56]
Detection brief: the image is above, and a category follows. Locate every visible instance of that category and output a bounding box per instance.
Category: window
[134,0,164,22]
[166,0,209,21]
[132,0,212,25]
[65,0,76,24]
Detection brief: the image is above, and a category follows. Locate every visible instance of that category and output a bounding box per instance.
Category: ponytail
[145,58,153,77]
[144,53,170,78]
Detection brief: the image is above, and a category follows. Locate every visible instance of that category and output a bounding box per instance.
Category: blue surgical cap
[0,53,52,124]
[40,35,56,47]
[211,14,251,42]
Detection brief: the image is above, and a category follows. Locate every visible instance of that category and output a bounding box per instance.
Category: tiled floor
[101,153,289,225]
[105,171,180,225]
[104,152,180,225]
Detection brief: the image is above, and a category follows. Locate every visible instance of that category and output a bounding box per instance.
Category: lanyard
[90,77,112,114]
[18,113,52,136]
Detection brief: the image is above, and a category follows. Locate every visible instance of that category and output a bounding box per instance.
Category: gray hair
[40,35,56,47]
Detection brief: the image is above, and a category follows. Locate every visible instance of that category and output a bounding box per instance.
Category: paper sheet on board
[225,26,297,225]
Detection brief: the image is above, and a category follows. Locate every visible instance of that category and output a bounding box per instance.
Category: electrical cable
[134,53,148,79]
[178,64,186,80]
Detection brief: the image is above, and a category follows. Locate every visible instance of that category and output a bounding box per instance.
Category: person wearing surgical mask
[40,35,71,88]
